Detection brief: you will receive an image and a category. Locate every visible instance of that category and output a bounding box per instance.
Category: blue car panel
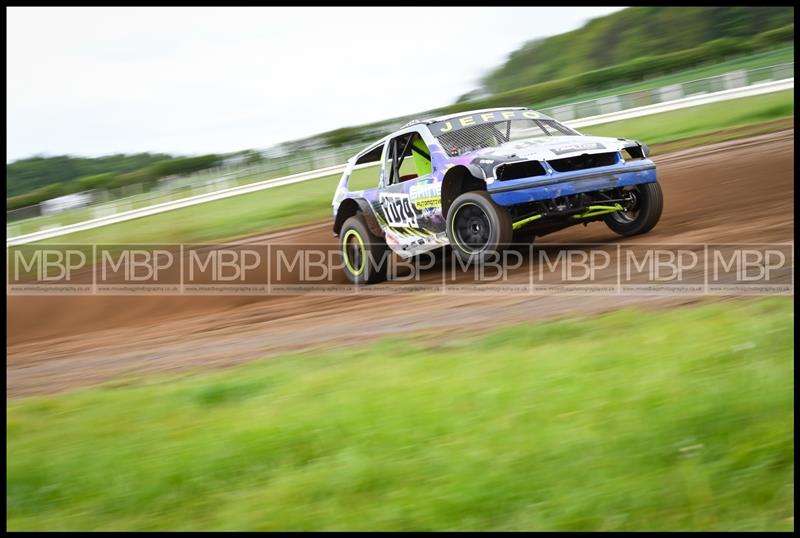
[488,159,657,206]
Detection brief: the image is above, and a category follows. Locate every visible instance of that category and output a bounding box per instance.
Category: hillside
[481,6,794,94]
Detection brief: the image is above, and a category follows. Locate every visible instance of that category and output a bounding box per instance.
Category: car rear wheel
[340,214,389,284]
[446,191,512,262]
[604,182,663,236]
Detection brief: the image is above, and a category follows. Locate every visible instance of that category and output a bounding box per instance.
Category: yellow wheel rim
[342,229,366,276]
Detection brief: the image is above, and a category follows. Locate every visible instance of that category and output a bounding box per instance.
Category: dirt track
[7,131,795,397]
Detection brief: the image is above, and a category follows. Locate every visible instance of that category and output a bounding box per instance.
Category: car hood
[471,135,636,162]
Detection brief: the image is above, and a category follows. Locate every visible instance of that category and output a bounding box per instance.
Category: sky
[7,6,624,161]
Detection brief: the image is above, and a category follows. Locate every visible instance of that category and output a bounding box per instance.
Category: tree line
[480,6,794,94]
[7,153,224,210]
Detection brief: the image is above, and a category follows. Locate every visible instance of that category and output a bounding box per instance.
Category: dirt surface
[7,131,795,397]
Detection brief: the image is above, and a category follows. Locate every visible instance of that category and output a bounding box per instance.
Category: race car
[332,107,662,284]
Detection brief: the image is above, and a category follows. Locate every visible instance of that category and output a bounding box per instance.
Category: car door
[379,131,443,237]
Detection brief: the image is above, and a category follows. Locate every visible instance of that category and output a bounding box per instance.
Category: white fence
[542,63,793,121]
[566,77,793,128]
[7,65,795,247]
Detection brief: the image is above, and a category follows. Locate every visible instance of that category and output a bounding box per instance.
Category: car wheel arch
[333,197,384,237]
[440,165,487,218]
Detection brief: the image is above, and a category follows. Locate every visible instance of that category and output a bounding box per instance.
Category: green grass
[583,90,794,144]
[6,298,794,531]
[24,90,794,246]
[534,46,794,109]
[30,174,341,244]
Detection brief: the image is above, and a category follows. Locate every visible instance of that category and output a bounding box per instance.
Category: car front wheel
[604,182,664,237]
[446,191,512,262]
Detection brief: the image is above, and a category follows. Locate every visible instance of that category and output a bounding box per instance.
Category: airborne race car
[332,107,663,284]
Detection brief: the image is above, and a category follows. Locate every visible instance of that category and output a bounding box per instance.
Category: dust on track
[7,131,795,397]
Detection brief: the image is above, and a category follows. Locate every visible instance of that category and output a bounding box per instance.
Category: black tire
[446,191,512,262]
[340,214,389,284]
[604,182,663,237]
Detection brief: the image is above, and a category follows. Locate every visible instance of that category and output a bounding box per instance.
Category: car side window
[384,132,432,186]
[349,142,385,190]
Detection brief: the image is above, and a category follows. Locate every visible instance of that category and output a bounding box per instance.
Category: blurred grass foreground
[7,298,794,531]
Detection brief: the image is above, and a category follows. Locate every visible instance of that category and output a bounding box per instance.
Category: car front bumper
[488,161,657,206]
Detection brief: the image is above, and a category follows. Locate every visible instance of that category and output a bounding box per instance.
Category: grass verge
[647,117,793,155]
[7,298,795,531]
[582,89,794,144]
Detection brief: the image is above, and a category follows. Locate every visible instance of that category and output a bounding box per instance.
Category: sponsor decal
[379,193,418,228]
[549,142,606,155]
[409,180,442,211]
[413,198,440,210]
[429,109,546,136]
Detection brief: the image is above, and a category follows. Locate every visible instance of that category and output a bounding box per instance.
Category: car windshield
[435,118,580,157]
